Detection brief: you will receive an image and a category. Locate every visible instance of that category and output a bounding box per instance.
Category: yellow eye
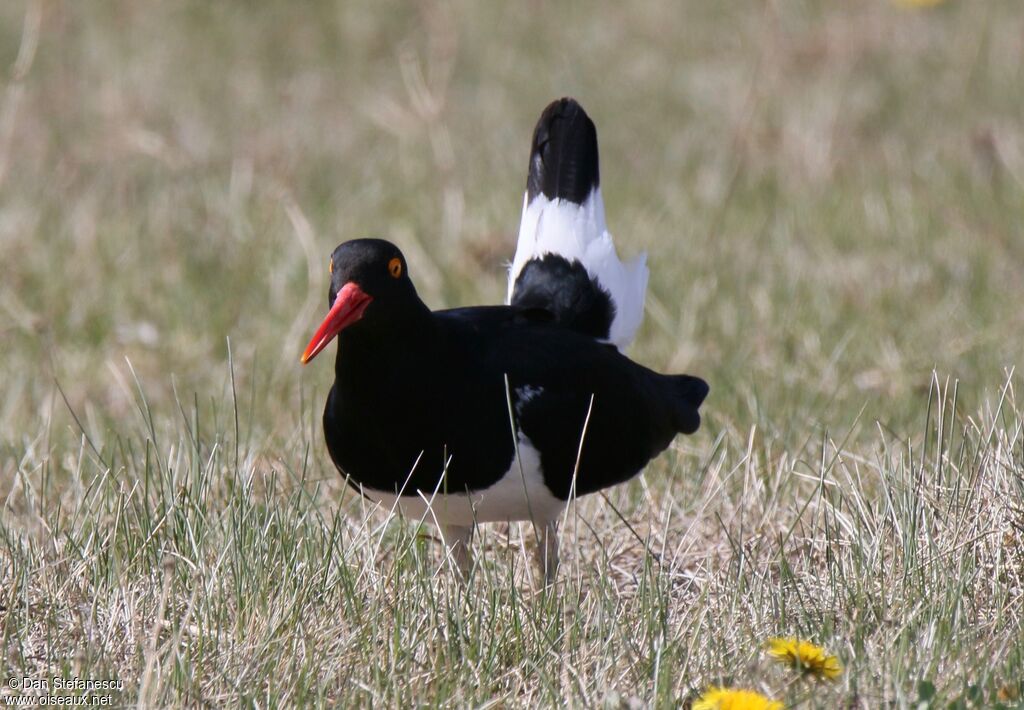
[329,258,334,274]
[388,257,402,279]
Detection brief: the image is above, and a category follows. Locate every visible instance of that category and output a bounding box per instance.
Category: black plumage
[303,239,707,580]
[526,97,600,204]
[302,98,704,582]
[510,253,616,342]
[511,97,642,350]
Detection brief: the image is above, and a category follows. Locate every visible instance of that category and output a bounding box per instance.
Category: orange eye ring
[388,257,402,279]
[329,258,334,274]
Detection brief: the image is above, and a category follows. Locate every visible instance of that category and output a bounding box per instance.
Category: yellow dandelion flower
[693,687,783,710]
[766,637,842,680]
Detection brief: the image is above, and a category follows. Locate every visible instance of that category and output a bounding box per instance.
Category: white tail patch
[507,188,648,350]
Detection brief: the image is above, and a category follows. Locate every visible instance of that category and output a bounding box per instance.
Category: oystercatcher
[301,99,708,582]
[508,97,648,351]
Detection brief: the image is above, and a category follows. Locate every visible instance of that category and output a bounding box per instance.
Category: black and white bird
[508,97,648,351]
[301,99,707,582]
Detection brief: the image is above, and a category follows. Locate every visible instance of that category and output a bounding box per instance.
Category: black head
[301,239,424,363]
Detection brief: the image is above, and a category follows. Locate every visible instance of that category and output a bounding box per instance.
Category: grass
[1,0,1023,706]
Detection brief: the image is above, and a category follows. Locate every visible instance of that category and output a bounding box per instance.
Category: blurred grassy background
[1,1,1022,706]
[1,0,1021,448]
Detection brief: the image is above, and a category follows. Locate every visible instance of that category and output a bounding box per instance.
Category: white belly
[362,434,567,526]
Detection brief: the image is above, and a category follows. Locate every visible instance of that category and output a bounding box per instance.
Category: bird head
[300,239,418,364]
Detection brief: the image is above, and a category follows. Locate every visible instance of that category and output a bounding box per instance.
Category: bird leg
[533,520,559,585]
[439,524,474,579]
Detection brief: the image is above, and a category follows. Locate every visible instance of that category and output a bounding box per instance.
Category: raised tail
[508,98,648,351]
[667,374,709,435]
[525,97,600,204]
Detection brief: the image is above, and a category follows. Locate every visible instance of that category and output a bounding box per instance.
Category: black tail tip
[671,375,709,435]
[526,97,600,204]
[679,376,710,408]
